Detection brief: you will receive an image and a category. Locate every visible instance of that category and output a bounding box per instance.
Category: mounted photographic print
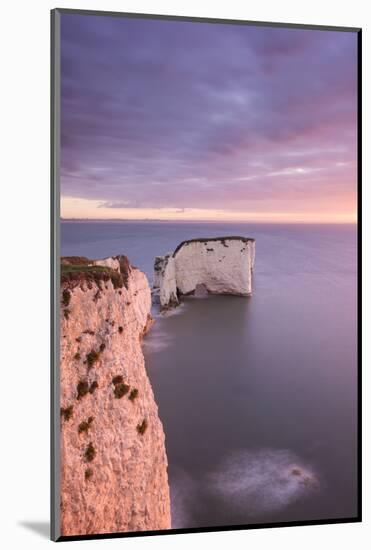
[51,8,361,542]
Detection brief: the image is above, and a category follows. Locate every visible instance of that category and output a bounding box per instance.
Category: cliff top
[173,236,255,256]
[61,255,131,290]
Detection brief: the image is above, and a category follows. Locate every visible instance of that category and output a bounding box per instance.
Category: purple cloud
[60,14,357,214]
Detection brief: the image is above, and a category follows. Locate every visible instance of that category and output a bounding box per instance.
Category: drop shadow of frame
[18,521,49,539]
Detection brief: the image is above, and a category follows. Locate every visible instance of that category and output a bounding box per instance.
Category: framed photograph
[51,8,361,542]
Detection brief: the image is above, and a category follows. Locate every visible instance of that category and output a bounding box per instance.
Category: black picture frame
[51,8,362,542]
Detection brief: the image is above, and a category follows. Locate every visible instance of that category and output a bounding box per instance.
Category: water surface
[61,221,358,528]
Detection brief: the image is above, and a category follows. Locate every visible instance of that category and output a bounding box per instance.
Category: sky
[60,14,358,223]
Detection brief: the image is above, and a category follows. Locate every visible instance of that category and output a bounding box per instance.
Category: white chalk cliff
[60,255,171,536]
[153,236,255,309]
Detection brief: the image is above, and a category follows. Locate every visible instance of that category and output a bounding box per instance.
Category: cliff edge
[153,236,255,309]
[60,256,171,536]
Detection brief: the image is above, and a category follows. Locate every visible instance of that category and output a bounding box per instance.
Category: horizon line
[60,217,357,225]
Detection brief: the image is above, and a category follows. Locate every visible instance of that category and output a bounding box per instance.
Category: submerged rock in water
[153,236,255,309]
[206,449,319,518]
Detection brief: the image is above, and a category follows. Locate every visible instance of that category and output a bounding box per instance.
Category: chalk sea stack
[153,236,255,309]
[60,255,170,536]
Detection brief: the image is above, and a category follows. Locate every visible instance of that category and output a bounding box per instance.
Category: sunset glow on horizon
[61,196,356,224]
[60,16,357,223]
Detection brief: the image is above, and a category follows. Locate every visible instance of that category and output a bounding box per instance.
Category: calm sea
[61,221,358,528]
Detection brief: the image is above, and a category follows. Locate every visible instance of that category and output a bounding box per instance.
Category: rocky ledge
[153,236,255,309]
[59,255,171,536]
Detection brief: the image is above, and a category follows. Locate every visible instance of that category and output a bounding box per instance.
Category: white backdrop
[0,1,368,548]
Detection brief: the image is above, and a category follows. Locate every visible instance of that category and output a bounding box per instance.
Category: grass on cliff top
[61,264,124,289]
[61,256,92,266]
[61,264,112,275]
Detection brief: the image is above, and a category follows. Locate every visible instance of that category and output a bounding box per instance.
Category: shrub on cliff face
[112,375,130,399]
[78,416,94,434]
[99,343,106,353]
[110,270,124,290]
[129,389,139,401]
[118,326,123,334]
[86,350,100,368]
[61,405,73,421]
[137,419,148,435]
[74,352,81,361]
[114,383,130,399]
[85,468,93,481]
[77,380,89,400]
[62,289,71,307]
[116,255,131,289]
[84,442,96,462]
[89,380,98,394]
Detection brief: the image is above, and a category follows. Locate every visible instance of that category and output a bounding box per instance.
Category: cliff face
[153,254,178,308]
[154,237,255,309]
[59,256,171,536]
